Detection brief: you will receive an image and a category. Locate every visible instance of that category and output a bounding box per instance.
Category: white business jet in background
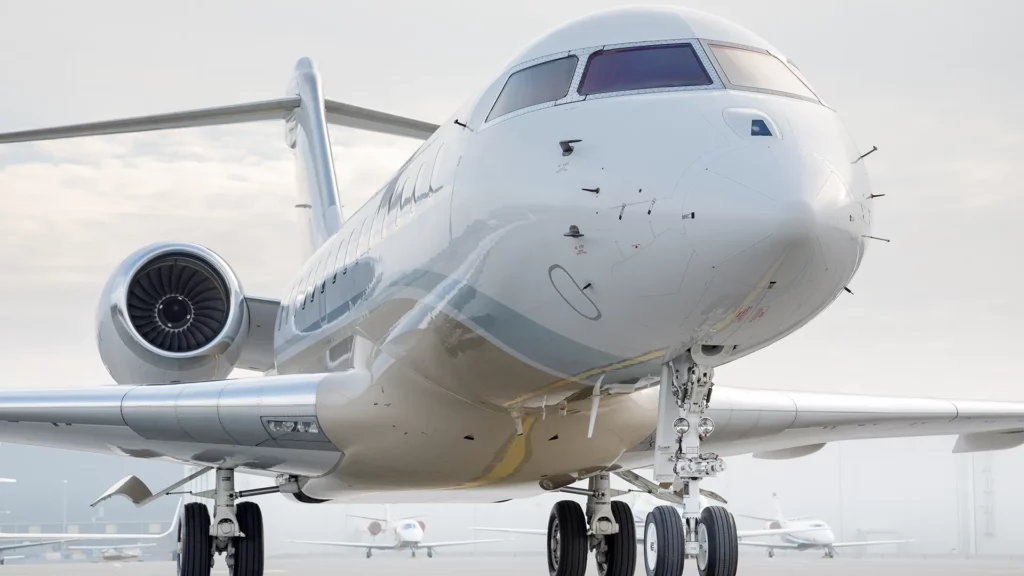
[737,493,912,559]
[1,6,1024,576]
[288,504,506,558]
[70,543,157,563]
[476,491,811,544]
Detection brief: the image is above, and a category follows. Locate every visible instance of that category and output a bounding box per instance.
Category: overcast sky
[0,0,1021,400]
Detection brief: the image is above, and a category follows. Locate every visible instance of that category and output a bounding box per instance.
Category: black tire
[366,549,372,559]
[178,503,212,576]
[596,500,637,576]
[230,502,264,576]
[547,500,588,576]
[427,548,434,558]
[697,506,738,576]
[644,505,684,576]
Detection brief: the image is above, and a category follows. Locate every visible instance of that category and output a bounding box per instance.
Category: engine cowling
[96,242,249,384]
[367,521,382,536]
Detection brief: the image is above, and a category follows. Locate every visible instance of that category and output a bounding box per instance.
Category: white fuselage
[382,522,426,549]
[264,7,873,499]
[766,519,836,549]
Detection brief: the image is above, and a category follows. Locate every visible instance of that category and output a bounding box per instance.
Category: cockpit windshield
[579,43,712,95]
[486,55,579,121]
[709,44,818,101]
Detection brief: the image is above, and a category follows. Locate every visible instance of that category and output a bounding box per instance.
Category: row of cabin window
[282,143,448,326]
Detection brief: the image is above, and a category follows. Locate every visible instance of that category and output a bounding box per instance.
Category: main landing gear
[643,355,738,576]
[547,473,636,576]
[177,469,265,576]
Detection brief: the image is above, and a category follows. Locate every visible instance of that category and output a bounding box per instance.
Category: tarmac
[1,555,1023,576]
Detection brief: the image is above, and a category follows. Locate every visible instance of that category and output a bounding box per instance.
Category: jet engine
[417,520,426,531]
[96,242,249,384]
[367,521,382,536]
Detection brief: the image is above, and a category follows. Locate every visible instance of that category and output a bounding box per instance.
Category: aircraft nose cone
[679,143,857,270]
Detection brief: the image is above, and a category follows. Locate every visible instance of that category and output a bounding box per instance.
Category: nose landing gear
[646,355,739,576]
[546,473,637,576]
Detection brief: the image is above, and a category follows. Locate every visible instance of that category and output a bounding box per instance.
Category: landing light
[267,420,320,434]
[673,418,690,434]
[697,418,715,437]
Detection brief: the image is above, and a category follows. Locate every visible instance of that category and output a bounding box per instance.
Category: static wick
[843,286,854,295]
[869,194,886,199]
[853,145,878,164]
[618,203,626,220]
[454,119,467,128]
[862,235,891,243]
[582,187,600,194]
[581,282,592,291]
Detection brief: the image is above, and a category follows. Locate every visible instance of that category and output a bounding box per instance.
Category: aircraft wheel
[427,548,434,558]
[767,549,775,558]
[412,550,417,558]
[366,549,372,559]
[178,503,212,576]
[230,502,264,576]
[826,549,835,559]
[547,500,587,576]
[596,501,636,576]
[696,506,738,576]
[644,505,684,576]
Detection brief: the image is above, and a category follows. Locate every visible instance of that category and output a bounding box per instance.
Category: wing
[738,527,814,539]
[733,514,776,522]
[0,373,351,479]
[830,539,913,549]
[693,387,1024,458]
[286,540,395,550]
[738,541,802,549]
[419,538,510,548]
[0,501,179,540]
[68,543,158,551]
[0,539,75,552]
[473,527,546,536]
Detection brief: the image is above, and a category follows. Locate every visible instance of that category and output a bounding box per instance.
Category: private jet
[70,543,157,563]
[2,6,1024,576]
[288,504,506,558]
[737,493,912,558]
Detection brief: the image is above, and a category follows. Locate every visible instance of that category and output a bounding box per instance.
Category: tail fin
[772,492,785,522]
[285,58,343,258]
[0,58,439,261]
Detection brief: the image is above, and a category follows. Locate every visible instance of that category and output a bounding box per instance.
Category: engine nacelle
[367,521,382,536]
[96,242,249,384]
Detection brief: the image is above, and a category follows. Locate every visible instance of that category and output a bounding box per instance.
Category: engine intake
[97,242,249,384]
[128,254,230,354]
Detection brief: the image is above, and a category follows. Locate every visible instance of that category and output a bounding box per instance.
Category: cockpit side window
[579,43,712,96]
[486,56,579,122]
[709,44,817,101]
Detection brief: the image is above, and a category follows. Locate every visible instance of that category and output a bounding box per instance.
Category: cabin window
[579,43,711,96]
[429,145,447,195]
[357,216,372,255]
[332,234,348,282]
[372,181,396,241]
[344,228,358,266]
[413,162,431,202]
[710,44,817,100]
[486,55,579,121]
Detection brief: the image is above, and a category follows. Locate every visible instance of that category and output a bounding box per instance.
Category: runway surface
[2,556,1023,576]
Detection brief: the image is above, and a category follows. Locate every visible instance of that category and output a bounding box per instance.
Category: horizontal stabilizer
[0,98,437,144]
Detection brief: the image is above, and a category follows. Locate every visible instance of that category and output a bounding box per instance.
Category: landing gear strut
[644,355,738,576]
[177,468,265,576]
